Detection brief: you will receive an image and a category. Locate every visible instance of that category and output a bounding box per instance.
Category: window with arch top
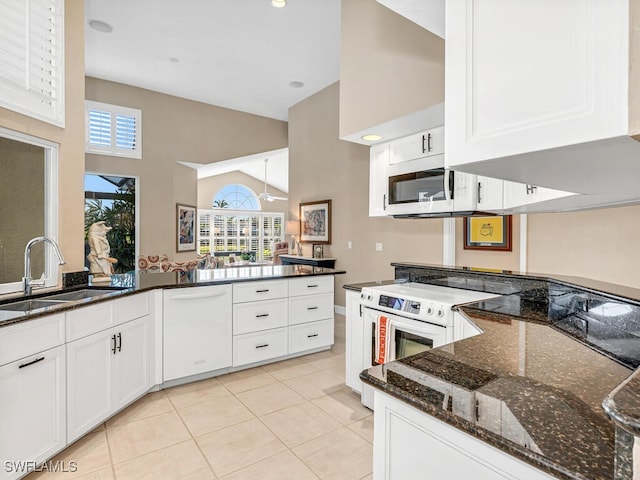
[213,184,260,210]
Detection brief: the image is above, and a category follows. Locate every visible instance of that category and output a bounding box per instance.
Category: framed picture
[312,244,324,259]
[463,215,512,251]
[300,199,332,244]
[176,203,196,252]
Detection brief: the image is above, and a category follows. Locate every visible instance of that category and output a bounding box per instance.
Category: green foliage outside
[84,185,135,273]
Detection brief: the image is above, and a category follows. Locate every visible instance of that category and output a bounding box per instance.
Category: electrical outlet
[347,241,352,249]
[375,242,383,252]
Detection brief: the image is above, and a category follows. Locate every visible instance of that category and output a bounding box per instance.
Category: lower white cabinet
[233,327,288,366]
[67,315,151,442]
[373,390,555,480]
[289,319,333,354]
[163,285,232,381]
[0,345,66,480]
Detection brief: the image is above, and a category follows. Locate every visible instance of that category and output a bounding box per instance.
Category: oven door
[385,155,454,215]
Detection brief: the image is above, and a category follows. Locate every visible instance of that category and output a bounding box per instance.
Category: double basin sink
[0,288,127,313]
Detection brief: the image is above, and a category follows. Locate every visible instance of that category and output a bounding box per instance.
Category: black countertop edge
[391,262,640,306]
[343,280,396,292]
[0,266,345,329]
[360,371,583,480]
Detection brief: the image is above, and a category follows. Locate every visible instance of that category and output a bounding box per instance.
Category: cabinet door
[477,176,504,212]
[369,143,389,217]
[112,316,151,412]
[445,1,628,169]
[67,330,112,442]
[503,181,574,211]
[389,126,444,164]
[345,290,364,393]
[163,285,232,381]
[0,346,65,480]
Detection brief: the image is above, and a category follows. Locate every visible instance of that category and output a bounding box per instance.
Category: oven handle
[363,307,448,336]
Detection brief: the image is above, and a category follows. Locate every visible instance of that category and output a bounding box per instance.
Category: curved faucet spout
[23,236,66,295]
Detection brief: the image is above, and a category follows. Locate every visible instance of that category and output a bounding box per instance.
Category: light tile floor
[27,315,374,480]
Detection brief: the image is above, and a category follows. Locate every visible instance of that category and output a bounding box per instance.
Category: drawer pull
[171,291,227,300]
[256,289,270,293]
[307,333,319,338]
[307,285,319,288]
[111,334,117,354]
[117,332,122,352]
[255,343,269,349]
[18,356,45,369]
[256,313,270,318]
[307,306,319,311]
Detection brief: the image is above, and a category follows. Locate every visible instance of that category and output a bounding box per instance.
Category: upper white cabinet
[376,0,445,39]
[444,0,640,195]
[476,176,504,212]
[370,143,390,217]
[389,127,444,164]
[502,182,575,212]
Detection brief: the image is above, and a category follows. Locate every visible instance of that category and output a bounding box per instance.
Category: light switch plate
[375,242,383,252]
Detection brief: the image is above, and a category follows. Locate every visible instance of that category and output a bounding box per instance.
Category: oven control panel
[378,294,421,315]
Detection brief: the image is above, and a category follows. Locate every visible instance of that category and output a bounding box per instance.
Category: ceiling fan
[257,158,288,202]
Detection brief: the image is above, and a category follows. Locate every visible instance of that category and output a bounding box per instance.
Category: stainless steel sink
[43,288,124,301]
[0,299,67,312]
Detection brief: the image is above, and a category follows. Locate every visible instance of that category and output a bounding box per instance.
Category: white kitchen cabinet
[289,319,334,354]
[373,390,555,480]
[345,289,364,394]
[370,143,389,217]
[502,181,575,212]
[67,315,152,442]
[0,313,65,367]
[0,345,66,480]
[163,285,232,381]
[233,327,288,366]
[444,0,639,196]
[476,176,504,212]
[389,126,444,165]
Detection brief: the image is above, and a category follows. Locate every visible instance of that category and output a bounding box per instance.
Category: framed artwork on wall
[463,215,512,251]
[176,203,196,252]
[300,199,332,244]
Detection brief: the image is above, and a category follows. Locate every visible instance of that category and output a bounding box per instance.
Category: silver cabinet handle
[171,291,227,300]
[18,356,45,369]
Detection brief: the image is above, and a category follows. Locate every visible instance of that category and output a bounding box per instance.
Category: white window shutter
[85,100,142,159]
[0,0,65,126]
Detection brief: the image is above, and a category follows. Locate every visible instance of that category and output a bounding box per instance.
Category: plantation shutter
[0,0,65,126]
[85,101,142,159]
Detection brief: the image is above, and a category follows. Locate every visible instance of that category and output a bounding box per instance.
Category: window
[213,184,260,210]
[85,100,142,159]
[0,0,65,126]
[198,209,283,261]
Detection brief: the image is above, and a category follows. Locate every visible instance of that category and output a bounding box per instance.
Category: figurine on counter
[87,221,118,282]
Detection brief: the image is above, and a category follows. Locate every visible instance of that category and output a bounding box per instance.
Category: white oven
[358,283,499,409]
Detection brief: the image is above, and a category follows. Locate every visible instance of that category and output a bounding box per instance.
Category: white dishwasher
[163,284,232,382]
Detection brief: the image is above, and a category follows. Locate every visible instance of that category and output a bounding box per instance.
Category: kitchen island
[360,264,640,480]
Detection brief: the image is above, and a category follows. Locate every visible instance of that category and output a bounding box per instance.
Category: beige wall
[0,0,86,279]
[339,0,445,138]
[527,206,640,289]
[198,171,288,213]
[289,82,444,306]
[85,78,288,261]
[455,216,521,272]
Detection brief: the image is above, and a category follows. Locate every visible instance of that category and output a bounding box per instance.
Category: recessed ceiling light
[88,19,113,33]
[169,57,180,63]
[271,0,287,8]
[362,134,382,141]
[289,81,304,88]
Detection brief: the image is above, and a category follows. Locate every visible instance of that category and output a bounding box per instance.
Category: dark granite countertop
[0,265,345,328]
[361,263,640,480]
[343,280,396,292]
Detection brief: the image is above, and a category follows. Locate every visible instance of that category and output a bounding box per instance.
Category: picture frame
[176,203,197,252]
[312,244,324,259]
[463,215,512,251]
[300,199,332,244]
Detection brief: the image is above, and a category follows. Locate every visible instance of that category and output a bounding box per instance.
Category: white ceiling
[84,0,342,122]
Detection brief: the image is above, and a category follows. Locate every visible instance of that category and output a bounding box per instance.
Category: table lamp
[286,220,300,255]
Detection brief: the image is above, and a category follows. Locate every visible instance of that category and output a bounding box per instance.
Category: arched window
[213,184,260,210]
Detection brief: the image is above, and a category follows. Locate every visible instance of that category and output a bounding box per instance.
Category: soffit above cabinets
[376,0,445,38]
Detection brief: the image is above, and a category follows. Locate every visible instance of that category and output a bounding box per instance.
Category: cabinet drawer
[389,126,444,164]
[233,328,287,367]
[0,314,65,366]
[289,276,333,297]
[66,301,114,342]
[113,292,149,325]
[289,293,334,325]
[233,280,288,303]
[289,319,334,354]
[233,298,288,335]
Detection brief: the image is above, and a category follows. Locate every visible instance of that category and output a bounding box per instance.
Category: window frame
[85,100,142,159]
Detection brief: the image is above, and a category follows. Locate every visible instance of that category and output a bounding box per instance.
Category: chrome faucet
[23,236,66,296]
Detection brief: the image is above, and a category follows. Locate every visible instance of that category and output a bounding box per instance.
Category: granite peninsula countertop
[0,265,345,328]
[360,263,640,480]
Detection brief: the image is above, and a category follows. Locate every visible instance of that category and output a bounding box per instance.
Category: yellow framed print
[463,215,512,251]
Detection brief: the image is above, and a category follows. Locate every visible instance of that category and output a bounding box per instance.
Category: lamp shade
[286,220,299,235]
